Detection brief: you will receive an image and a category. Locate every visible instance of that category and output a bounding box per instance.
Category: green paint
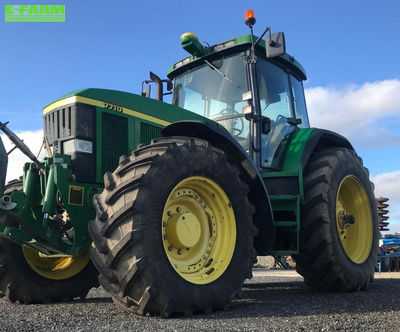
[180,33,209,57]
[28,6,39,14]
[262,128,313,199]
[5,5,14,14]
[5,5,65,22]
[0,155,100,255]
[49,5,64,14]
[262,129,314,257]
[42,165,57,214]
[47,88,211,125]
[168,33,306,80]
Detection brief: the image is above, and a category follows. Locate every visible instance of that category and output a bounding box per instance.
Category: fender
[162,120,275,254]
[263,128,354,198]
[301,128,354,169]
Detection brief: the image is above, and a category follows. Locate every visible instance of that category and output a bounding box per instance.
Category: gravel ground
[1,269,399,332]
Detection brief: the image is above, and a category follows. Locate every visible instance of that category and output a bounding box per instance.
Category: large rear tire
[294,148,379,291]
[0,180,99,303]
[89,137,256,316]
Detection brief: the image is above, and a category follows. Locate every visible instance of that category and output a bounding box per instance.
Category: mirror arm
[254,26,270,47]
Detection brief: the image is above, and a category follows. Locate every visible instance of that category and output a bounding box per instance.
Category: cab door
[256,60,309,169]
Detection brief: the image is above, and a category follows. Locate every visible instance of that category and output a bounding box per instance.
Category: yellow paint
[336,175,373,264]
[43,96,170,127]
[162,176,236,284]
[68,185,84,206]
[22,246,90,280]
[180,32,198,40]
[167,212,201,248]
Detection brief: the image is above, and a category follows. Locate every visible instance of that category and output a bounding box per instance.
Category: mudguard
[301,128,354,169]
[162,120,275,254]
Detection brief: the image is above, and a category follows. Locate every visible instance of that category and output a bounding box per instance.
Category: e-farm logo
[5,4,65,22]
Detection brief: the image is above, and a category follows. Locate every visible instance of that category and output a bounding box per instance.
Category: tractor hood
[42,88,214,184]
[43,88,211,125]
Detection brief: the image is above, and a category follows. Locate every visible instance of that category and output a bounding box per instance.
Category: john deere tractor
[0,10,378,316]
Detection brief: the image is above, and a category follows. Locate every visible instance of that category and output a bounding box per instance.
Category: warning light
[245,9,256,26]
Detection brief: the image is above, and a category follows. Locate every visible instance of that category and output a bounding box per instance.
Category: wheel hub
[341,211,356,227]
[162,176,236,285]
[166,212,201,248]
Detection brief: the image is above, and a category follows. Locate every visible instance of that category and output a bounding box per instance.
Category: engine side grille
[102,113,128,175]
[140,122,162,145]
[43,107,72,144]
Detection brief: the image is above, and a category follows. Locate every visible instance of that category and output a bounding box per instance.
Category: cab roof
[168,34,307,81]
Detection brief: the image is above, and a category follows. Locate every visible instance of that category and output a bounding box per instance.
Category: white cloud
[305,79,400,148]
[1,130,45,183]
[372,170,400,233]
[305,79,400,233]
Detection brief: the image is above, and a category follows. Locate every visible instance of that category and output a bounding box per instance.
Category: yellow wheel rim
[336,175,373,264]
[22,246,90,280]
[162,176,236,285]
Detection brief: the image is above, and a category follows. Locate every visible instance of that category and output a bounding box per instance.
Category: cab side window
[290,76,310,128]
[257,60,294,168]
[257,61,291,121]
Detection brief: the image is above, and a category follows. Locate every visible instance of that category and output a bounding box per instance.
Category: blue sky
[1,0,400,231]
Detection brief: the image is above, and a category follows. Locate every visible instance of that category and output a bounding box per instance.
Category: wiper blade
[204,59,233,84]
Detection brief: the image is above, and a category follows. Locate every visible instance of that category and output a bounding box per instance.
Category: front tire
[89,137,256,316]
[0,238,99,303]
[294,148,379,292]
[0,180,99,303]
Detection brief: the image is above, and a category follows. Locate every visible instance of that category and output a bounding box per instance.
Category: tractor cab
[167,19,309,170]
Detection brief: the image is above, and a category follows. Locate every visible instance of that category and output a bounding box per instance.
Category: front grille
[44,107,72,144]
[140,122,162,145]
[102,113,128,175]
[43,103,96,145]
[43,103,96,183]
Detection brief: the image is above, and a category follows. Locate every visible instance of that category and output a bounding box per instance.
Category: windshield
[172,52,250,149]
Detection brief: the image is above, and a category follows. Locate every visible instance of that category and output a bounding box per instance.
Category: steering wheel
[211,109,244,137]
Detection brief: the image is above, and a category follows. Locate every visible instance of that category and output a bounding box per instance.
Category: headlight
[63,139,93,154]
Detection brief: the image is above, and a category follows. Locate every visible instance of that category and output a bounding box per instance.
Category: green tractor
[0,10,378,316]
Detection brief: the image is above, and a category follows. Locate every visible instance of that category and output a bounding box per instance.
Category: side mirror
[167,80,173,91]
[266,32,286,58]
[261,116,271,135]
